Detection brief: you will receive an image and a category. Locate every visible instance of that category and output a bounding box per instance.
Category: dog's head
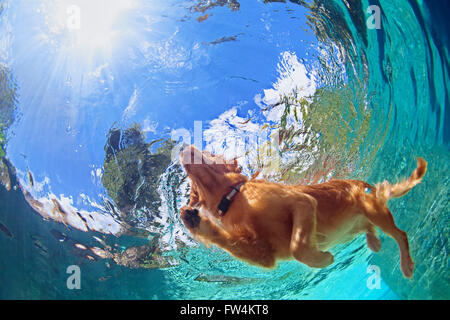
[180,145,246,211]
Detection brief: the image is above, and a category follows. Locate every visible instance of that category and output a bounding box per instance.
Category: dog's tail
[375,157,427,203]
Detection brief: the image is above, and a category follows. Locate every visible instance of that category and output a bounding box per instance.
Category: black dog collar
[217,182,244,217]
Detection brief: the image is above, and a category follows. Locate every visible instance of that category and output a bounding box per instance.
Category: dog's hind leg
[361,201,414,278]
[289,194,334,268]
[366,225,381,252]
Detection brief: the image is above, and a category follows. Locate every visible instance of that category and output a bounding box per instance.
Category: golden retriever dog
[179,145,427,278]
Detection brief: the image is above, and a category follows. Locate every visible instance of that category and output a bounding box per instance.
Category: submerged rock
[50,229,68,242]
[194,273,257,284]
[0,221,13,238]
[0,64,18,191]
[73,243,88,250]
[98,276,112,282]
[0,160,11,191]
[90,246,113,259]
[112,244,178,269]
[31,235,50,257]
[27,170,34,187]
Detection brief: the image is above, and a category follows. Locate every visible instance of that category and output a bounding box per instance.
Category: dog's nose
[181,208,200,229]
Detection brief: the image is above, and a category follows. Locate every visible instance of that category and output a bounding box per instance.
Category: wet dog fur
[179,146,427,278]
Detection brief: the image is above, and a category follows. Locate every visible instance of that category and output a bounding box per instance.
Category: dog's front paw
[401,257,415,279]
[181,207,201,229]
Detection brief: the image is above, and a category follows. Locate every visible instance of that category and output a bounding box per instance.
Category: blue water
[0,0,448,299]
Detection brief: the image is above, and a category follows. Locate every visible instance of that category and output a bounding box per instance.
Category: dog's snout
[180,145,203,166]
[181,208,201,229]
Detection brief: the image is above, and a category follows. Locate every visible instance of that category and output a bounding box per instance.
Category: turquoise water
[0,0,448,299]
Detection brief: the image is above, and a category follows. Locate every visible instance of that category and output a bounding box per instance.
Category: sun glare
[43,0,137,53]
